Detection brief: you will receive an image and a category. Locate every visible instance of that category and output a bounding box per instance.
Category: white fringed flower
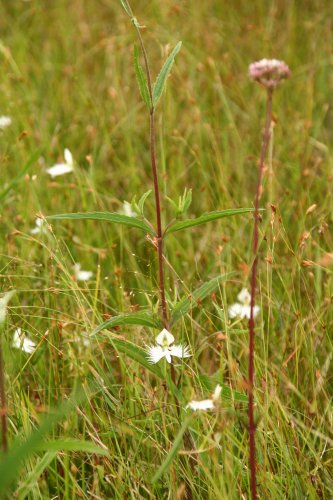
[228,288,259,320]
[12,328,36,354]
[0,116,12,129]
[73,263,93,281]
[46,148,74,178]
[146,328,191,364]
[186,385,222,411]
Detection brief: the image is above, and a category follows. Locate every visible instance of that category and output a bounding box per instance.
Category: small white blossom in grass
[73,263,93,282]
[30,218,45,235]
[228,288,259,320]
[0,291,15,325]
[0,116,12,129]
[46,148,74,178]
[146,328,191,364]
[119,201,137,218]
[12,328,36,354]
[186,384,222,411]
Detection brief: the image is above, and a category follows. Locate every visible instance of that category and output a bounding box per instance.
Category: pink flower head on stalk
[248,59,290,89]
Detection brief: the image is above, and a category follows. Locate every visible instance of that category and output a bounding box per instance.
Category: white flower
[46,148,74,178]
[228,288,259,320]
[73,263,93,281]
[119,201,137,218]
[0,116,12,129]
[146,328,191,364]
[12,328,36,354]
[30,218,46,234]
[186,385,222,411]
[0,291,15,325]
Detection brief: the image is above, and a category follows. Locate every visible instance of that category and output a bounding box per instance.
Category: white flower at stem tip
[46,148,74,178]
[186,384,222,411]
[146,328,191,364]
[228,288,260,320]
[73,263,93,281]
[12,328,36,354]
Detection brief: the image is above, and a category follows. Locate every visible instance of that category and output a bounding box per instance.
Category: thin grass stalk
[248,87,273,500]
[0,333,8,453]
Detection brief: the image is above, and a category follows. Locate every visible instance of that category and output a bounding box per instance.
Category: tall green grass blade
[151,417,191,482]
[93,311,162,335]
[134,46,151,109]
[0,150,40,202]
[47,212,155,234]
[0,389,85,495]
[152,41,182,107]
[17,451,57,500]
[37,439,109,454]
[118,0,132,17]
[165,208,255,234]
[171,273,235,325]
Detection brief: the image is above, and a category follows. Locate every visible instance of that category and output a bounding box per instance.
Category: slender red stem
[248,88,273,499]
[134,25,169,330]
[0,339,8,453]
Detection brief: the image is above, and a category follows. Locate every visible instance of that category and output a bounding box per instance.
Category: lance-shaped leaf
[151,417,191,483]
[47,212,155,235]
[119,0,132,17]
[165,208,255,235]
[171,273,235,325]
[152,41,182,107]
[134,46,151,109]
[92,311,162,335]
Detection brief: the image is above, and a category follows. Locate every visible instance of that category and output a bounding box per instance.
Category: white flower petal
[155,328,175,347]
[46,163,73,178]
[74,263,93,281]
[165,351,172,363]
[146,345,166,364]
[120,201,137,218]
[13,328,36,354]
[30,218,45,234]
[237,288,251,305]
[228,303,242,318]
[0,291,15,324]
[0,116,12,129]
[64,148,73,166]
[169,344,191,359]
[212,384,222,401]
[186,399,215,411]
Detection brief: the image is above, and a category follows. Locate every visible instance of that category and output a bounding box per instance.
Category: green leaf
[134,46,151,109]
[151,417,191,482]
[93,312,162,335]
[137,189,152,214]
[0,388,85,496]
[165,208,255,235]
[152,41,182,107]
[36,439,109,455]
[17,452,57,500]
[171,273,235,325]
[0,150,40,202]
[47,211,155,235]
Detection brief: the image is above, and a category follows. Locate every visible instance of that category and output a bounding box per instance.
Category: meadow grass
[0,0,332,498]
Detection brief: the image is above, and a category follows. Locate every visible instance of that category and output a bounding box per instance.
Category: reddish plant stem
[0,339,8,453]
[134,25,169,330]
[248,88,273,500]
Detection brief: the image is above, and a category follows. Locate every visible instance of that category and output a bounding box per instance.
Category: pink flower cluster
[248,59,290,89]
